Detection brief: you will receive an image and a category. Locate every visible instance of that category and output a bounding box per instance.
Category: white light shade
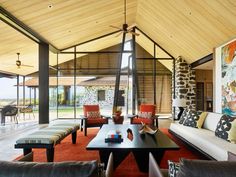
[173,98,187,107]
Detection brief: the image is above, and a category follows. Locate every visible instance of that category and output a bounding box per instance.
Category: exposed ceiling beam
[136,57,173,60]
[0,70,16,78]
[60,29,122,51]
[135,26,175,59]
[190,53,213,69]
[0,6,59,53]
[60,50,132,54]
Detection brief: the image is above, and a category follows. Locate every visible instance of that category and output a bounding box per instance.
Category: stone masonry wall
[172,56,196,119]
[80,86,126,108]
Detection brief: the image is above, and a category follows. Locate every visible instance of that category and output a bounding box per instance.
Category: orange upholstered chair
[82,105,109,136]
[130,104,158,127]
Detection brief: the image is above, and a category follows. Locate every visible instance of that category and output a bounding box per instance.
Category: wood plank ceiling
[0,0,236,75]
[136,0,236,63]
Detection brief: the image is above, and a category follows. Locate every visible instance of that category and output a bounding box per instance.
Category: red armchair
[130,104,158,127]
[81,105,109,136]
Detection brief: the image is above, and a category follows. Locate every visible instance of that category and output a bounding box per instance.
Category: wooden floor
[0,118,172,161]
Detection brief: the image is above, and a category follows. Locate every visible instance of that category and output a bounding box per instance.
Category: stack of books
[105,130,123,143]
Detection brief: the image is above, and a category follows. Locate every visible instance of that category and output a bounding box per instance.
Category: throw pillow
[138,112,152,119]
[179,109,189,124]
[215,115,236,142]
[168,160,180,177]
[87,111,101,118]
[228,151,236,161]
[183,110,207,128]
[228,119,236,143]
[196,112,208,128]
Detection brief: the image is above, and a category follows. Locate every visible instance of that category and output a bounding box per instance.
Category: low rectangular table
[86,124,179,172]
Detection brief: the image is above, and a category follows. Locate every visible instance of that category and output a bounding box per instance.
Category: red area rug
[18,128,205,177]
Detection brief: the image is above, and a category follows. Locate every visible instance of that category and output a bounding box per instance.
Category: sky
[0,77,30,99]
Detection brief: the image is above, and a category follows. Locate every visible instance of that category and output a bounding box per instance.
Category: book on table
[105,130,123,143]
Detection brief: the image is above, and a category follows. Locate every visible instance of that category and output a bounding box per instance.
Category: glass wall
[57,54,75,119]
[75,50,120,117]
[46,29,174,119]
[0,77,17,106]
[49,51,58,121]
[0,75,39,123]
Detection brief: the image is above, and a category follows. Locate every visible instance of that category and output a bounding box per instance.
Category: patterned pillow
[168,160,180,177]
[179,109,189,124]
[228,119,236,143]
[183,110,207,128]
[215,115,236,142]
[138,112,152,119]
[87,111,101,118]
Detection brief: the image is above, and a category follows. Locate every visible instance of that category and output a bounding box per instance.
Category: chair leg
[15,115,18,124]
[84,127,87,136]
[83,119,88,136]
[81,119,83,131]
[130,118,133,124]
[1,116,5,126]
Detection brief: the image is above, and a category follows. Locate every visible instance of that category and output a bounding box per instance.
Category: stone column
[172,56,196,119]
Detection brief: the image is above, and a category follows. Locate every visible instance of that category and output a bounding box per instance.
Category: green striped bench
[15,123,80,162]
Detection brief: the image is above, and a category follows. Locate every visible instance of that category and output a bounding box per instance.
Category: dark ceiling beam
[60,30,122,51]
[136,57,173,60]
[0,6,59,53]
[135,27,175,59]
[0,70,16,78]
[60,50,132,54]
[190,53,213,68]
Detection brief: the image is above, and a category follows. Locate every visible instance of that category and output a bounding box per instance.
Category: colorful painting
[221,40,236,116]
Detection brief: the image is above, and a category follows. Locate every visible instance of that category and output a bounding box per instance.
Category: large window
[98,90,105,101]
[47,29,174,119]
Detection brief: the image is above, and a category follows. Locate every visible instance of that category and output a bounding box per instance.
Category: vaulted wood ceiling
[0,0,236,76]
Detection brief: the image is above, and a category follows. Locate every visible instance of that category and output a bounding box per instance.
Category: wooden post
[16,75,19,107]
[39,43,49,124]
[113,33,126,114]
[131,28,139,114]
[153,44,157,105]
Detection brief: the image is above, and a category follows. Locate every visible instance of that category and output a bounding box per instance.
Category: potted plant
[113,107,124,124]
[115,107,122,116]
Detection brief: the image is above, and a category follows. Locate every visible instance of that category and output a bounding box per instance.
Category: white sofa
[169,112,236,161]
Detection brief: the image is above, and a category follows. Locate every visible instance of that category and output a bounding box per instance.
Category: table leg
[23,148,32,156]
[72,130,77,144]
[81,119,83,131]
[151,149,165,164]
[46,148,54,162]
[133,149,165,172]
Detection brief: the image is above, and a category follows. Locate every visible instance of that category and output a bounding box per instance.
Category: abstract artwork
[221,40,236,116]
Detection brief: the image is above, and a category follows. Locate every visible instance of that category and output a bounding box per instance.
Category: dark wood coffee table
[86,124,179,172]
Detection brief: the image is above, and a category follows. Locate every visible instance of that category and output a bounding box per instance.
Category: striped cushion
[16,134,60,144]
[16,123,80,145]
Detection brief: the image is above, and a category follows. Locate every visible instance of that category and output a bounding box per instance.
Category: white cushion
[170,123,236,161]
[202,112,222,131]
